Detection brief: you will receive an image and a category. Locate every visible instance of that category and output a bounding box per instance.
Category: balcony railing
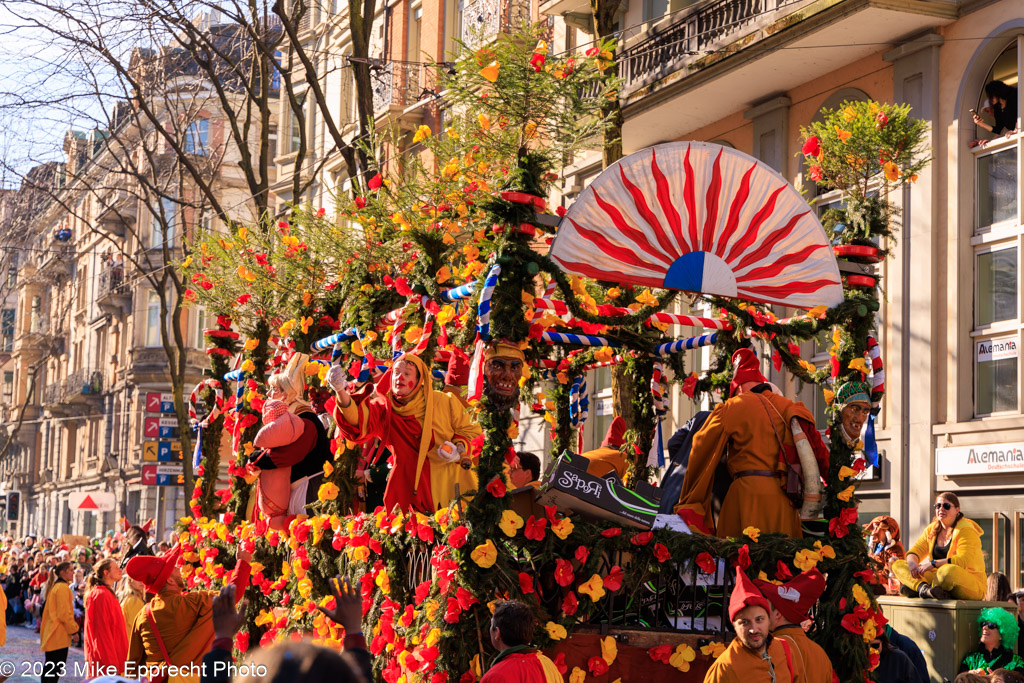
[65,366,103,400]
[43,381,64,406]
[372,62,439,116]
[620,0,809,96]
[36,244,74,279]
[96,264,132,315]
[461,0,531,51]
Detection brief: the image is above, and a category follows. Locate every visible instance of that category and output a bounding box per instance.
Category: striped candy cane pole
[477,264,502,341]
[409,312,435,355]
[867,335,884,408]
[442,281,478,302]
[655,333,718,356]
[528,359,560,369]
[648,312,733,330]
[541,332,621,348]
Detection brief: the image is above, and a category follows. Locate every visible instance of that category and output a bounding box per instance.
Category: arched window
[970,36,1022,417]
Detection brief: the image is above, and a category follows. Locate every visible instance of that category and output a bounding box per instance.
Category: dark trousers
[43,647,68,683]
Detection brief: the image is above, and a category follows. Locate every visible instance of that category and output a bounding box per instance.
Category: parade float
[177,25,928,682]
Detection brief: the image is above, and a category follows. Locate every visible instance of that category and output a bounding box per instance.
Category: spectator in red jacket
[481,601,562,682]
[84,558,128,676]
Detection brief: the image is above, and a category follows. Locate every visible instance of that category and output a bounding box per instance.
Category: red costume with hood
[754,570,833,683]
[84,578,130,674]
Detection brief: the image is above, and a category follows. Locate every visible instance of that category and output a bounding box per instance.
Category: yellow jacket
[0,587,7,647]
[41,581,79,652]
[121,593,145,631]
[907,516,986,584]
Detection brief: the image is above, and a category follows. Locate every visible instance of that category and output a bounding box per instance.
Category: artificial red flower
[653,543,671,563]
[695,552,716,575]
[524,516,547,541]
[776,561,793,580]
[648,644,673,664]
[600,527,621,538]
[561,591,578,616]
[604,565,624,591]
[448,526,469,549]
[810,165,823,182]
[630,531,653,546]
[486,477,507,498]
[529,53,545,72]
[519,572,534,594]
[588,657,609,676]
[683,373,698,398]
[553,653,567,675]
[554,559,574,587]
[368,174,383,190]
[841,613,864,634]
[735,544,751,570]
[575,546,589,564]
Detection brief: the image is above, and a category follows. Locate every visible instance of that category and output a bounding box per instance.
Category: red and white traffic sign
[68,491,116,512]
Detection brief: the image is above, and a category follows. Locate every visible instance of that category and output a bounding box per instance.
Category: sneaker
[920,584,950,600]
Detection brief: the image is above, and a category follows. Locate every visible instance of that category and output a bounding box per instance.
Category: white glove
[325,365,349,393]
[437,441,461,463]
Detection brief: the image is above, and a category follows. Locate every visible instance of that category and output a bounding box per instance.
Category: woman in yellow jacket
[40,562,79,683]
[892,492,986,600]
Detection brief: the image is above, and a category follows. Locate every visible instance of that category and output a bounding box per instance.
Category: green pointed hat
[835,380,871,408]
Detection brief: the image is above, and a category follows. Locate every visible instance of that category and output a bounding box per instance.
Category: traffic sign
[145,392,177,414]
[143,441,158,462]
[141,464,184,486]
[68,491,116,512]
[157,441,183,462]
[144,417,180,439]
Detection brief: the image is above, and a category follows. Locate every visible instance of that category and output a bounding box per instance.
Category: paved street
[1,624,86,683]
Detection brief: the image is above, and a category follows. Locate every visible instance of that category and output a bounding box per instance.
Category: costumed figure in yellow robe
[327,353,481,513]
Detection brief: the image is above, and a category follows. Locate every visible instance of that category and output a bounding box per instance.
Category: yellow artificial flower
[823,388,835,405]
[471,540,498,568]
[852,583,870,608]
[477,114,491,130]
[302,290,313,306]
[700,642,727,658]
[848,358,870,375]
[498,510,524,537]
[578,574,606,602]
[551,518,574,540]
[794,548,822,571]
[837,485,855,502]
[545,622,567,640]
[607,287,620,299]
[883,161,901,182]
[670,644,696,672]
[838,466,857,480]
[743,526,761,542]
[601,635,618,665]
[635,289,659,306]
[318,482,339,501]
[243,338,258,351]
[240,359,255,372]
[412,125,432,143]
[375,569,391,594]
[834,126,852,143]
[237,227,248,241]
[480,62,500,82]
[843,105,858,122]
[569,668,586,683]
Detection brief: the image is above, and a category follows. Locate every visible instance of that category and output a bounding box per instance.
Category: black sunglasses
[982,622,1000,631]
[934,502,953,510]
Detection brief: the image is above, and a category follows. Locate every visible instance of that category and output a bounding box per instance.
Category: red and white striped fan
[550,142,844,310]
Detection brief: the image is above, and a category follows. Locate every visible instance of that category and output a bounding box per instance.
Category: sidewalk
[1,623,86,683]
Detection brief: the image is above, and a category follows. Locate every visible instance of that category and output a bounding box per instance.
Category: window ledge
[970,323,1019,337]
[933,415,1024,436]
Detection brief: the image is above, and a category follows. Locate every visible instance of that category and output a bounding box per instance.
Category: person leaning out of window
[973,80,1019,136]
[891,492,986,600]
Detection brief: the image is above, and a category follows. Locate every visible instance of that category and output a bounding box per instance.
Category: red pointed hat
[753,568,826,624]
[601,416,628,448]
[729,567,771,622]
[126,544,182,594]
[730,348,766,397]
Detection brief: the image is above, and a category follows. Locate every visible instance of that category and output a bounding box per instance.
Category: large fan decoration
[550,142,845,309]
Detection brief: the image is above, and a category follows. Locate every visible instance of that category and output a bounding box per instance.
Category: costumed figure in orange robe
[704,568,796,683]
[864,515,906,594]
[125,545,250,683]
[754,569,833,683]
[580,416,629,479]
[327,353,481,513]
[676,348,827,538]
[84,559,129,676]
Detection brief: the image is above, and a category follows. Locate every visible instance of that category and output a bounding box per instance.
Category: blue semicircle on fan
[664,251,738,298]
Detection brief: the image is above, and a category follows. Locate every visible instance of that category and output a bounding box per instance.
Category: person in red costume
[84,558,129,676]
[580,416,629,479]
[326,353,481,513]
[754,569,833,683]
[481,601,562,682]
[126,545,251,683]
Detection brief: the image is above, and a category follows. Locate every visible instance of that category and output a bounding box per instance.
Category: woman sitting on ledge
[891,492,986,600]
[959,608,1024,674]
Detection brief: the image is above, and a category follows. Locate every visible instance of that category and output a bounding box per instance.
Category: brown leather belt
[733,470,780,478]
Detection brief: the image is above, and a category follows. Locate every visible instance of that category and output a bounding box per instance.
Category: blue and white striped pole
[655,333,718,356]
